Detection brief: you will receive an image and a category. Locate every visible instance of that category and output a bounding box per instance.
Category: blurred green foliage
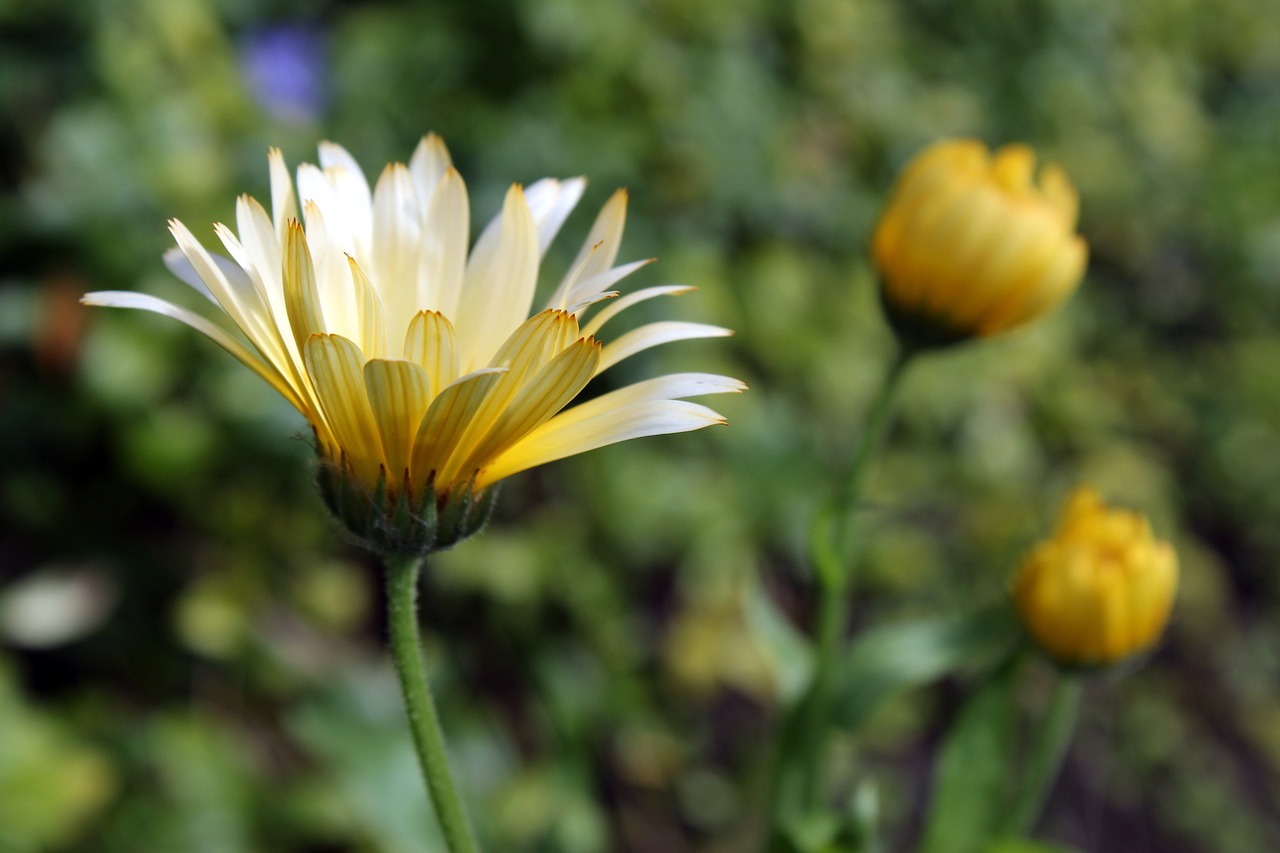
[1,0,1279,850]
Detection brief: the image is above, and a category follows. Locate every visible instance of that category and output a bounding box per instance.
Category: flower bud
[872,139,1088,347]
[1013,488,1177,667]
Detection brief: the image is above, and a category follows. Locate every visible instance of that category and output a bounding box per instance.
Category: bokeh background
[2,0,1279,850]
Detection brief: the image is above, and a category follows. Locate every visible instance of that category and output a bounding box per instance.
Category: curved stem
[385,555,481,853]
[1004,673,1082,836]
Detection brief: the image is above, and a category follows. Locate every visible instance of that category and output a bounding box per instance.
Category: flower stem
[765,347,914,848]
[385,555,481,853]
[1004,673,1082,836]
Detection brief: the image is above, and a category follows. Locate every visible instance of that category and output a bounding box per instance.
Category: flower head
[872,139,1088,347]
[1013,487,1178,667]
[85,136,742,553]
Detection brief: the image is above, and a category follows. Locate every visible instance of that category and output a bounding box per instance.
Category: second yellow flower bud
[1013,488,1178,666]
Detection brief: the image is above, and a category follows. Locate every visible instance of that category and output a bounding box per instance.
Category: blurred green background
[2,0,1279,850]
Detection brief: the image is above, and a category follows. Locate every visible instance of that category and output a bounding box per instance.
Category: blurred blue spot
[240,25,327,123]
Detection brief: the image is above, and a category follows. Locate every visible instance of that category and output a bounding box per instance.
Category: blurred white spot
[0,566,117,648]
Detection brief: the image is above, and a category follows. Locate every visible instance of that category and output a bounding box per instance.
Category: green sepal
[315,462,499,557]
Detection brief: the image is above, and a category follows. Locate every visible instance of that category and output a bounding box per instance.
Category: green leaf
[746,581,815,704]
[834,600,1022,731]
[918,663,1019,853]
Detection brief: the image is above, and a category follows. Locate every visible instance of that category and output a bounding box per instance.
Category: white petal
[456,185,539,370]
[409,133,453,217]
[567,257,654,310]
[596,321,733,374]
[168,219,286,368]
[371,163,422,343]
[300,201,358,337]
[297,163,356,257]
[420,168,469,318]
[268,147,297,241]
[163,247,218,304]
[580,284,691,337]
[82,291,305,412]
[318,142,374,260]
[524,176,586,257]
[557,189,626,296]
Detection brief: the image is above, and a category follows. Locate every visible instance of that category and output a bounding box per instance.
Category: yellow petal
[410,368,507,488]
[363,359,432,483]
[302,334,383,486]
[449,338,600,482]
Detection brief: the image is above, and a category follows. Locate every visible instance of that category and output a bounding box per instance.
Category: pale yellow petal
[479,399,725,488]
[284,223,328,355]
[296,163,355,256]
[300,201,359,336]
[457,184,539,370]
[403,310,460,395]
[346,257,390,359]
[230,196,283,306]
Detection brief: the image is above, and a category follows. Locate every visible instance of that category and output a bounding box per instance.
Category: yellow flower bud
[872,139,1088,346]
[1013,488,1178,666]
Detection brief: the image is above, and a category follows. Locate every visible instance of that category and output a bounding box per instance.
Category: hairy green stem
[1004,673,1082,836]
[386,555,481,853]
